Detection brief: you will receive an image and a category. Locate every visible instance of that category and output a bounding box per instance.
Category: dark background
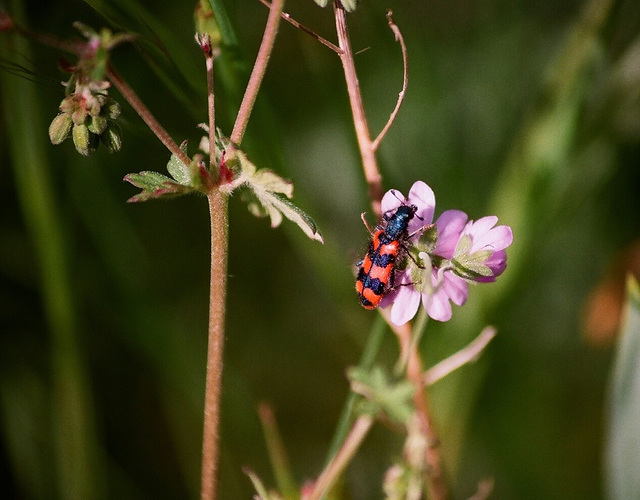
[2,0,640,498]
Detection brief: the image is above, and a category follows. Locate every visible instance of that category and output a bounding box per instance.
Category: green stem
[325,315,385,462]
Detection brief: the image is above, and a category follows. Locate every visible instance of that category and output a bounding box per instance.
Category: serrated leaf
[313,0,331,8]
[605,276,640,500]
[234,148,292,197]
[166,141,192,185]
[223,143,322,242]
[252,190,323,243]
[124,171,193,202]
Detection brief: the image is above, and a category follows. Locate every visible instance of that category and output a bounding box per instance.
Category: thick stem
[334,1,383,217]
[230,0,285,144]
[200,190,229,500]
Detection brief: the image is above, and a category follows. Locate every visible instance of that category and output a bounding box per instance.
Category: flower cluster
[378,181,513,325]
[49,80,122,156]
[48,23,132,156]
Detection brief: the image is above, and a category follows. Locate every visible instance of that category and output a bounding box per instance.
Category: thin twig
[258,0,342,54]
[196,33,217,178]
[334,0,383,218]
[371,11,408,152]
[107,65,191,167]
[231,0,285,144]
[308,415,374,500]
[424,327,497,386]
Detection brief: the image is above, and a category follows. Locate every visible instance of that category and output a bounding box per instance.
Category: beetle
[355,203,419,309]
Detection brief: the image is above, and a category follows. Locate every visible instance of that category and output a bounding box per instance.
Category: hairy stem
[395,321,449,500]
[334,1,383,217]
[308,415,374,500]
[230,0,285,144]
[107,65,191,167]
[424,326,497,386]
[200,189,229,500]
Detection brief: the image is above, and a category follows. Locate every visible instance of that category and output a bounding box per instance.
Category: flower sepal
[451,234,494,281]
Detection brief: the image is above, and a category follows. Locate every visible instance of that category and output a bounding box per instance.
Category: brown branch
[389,312,449,500]
[334,0,383,218]
[307,415,374,500]
[231,0,285,144]
[107,65,191,167]
[371,10,408,152]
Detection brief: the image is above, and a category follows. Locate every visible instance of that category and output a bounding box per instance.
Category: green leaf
[314,0,358,11]
[166,141,192,185]
[124,171,194,202]
[605,276,640,500]
[244,467,282,500]
[452,234,494,279]
[348,366,415,423]
[341,0,360,12]
[230,147,323,243]
[206,0,238,47]
[253,190,323,243]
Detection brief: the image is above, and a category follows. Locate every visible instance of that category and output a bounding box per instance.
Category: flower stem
[334,1,383,217]
[230,0,285,144]
[424,326,497,386]
[395,321,449,500]
[308,415,374,500]
[106,65,191,167]
[200,189,229,500]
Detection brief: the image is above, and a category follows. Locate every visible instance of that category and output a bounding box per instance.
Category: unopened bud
[72,123,93,156]
[88,114,108,135]
[101,125,122,153]
[49,113,73,145]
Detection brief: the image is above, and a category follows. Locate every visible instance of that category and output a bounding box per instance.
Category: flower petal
[477,249,508,282]
[423,270,469,321]
[443,273,469,305]
[434,210,467,258]
[390,285,421,325]
[407,181,436,233]
[381,189,405,215]
[424,287,453,322]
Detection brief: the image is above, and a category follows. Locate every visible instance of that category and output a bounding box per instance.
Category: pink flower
[376,183,513,325]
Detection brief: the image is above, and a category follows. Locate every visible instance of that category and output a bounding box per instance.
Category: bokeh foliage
[1,0,640,498]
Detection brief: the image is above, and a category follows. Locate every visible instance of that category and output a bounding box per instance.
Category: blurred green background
[2,0,640,498]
